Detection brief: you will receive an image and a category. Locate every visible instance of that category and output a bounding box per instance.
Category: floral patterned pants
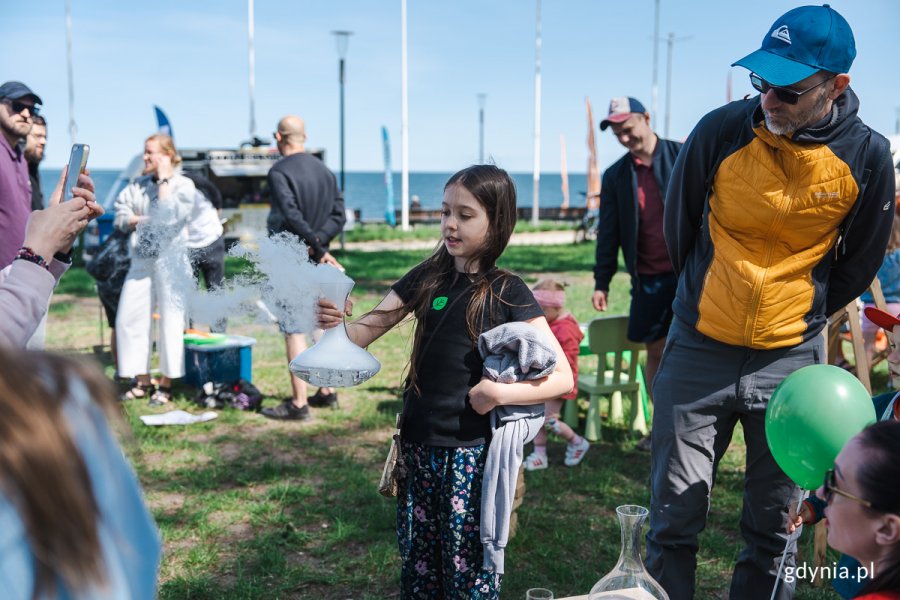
[397,441,502,599]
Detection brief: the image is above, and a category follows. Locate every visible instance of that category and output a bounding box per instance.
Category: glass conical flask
[588,505,669,600]
[289,266,381,387]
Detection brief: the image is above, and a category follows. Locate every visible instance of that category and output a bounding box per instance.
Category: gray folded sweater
[477,321,557,574]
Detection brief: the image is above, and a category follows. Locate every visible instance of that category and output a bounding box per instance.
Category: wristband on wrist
[15,247,51,272]
[53,248,74,263]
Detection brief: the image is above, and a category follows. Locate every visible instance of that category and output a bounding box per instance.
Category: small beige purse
[378,414,404,498]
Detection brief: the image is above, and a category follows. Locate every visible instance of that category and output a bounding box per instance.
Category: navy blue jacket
[593,137,683,291]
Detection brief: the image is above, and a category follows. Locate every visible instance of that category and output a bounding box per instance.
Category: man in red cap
[592,96,682,451]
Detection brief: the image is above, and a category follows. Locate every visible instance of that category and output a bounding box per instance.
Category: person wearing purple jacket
[0,81,42,269]
[0,170,100,347]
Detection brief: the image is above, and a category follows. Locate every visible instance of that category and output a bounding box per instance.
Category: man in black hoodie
[646,6,896,600]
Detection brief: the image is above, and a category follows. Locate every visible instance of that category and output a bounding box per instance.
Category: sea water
[41,169,590,219]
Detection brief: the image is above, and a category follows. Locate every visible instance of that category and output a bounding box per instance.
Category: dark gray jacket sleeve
[593,168,622,291]
[826,136,897,314]
[315,188,346,248]
[663,108,730,275]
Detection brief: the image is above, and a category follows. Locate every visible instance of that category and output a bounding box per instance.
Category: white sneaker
[524,452,549,471]
[564,438,590,467]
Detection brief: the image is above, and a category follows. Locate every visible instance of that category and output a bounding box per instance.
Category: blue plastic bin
[183,335,256,388]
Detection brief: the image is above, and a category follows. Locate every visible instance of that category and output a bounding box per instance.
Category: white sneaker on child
[524,452,548,471]
[564,438,590,467]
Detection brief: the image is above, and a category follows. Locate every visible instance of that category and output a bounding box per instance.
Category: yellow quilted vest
[696,124,859,348]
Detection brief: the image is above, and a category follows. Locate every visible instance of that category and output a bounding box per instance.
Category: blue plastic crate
[183,335,256,388]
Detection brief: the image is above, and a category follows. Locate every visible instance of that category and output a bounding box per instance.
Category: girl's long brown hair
[395,164,519,393]
[0,349,121,596]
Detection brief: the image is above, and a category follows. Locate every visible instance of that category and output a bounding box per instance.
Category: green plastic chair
[575,315,649,441]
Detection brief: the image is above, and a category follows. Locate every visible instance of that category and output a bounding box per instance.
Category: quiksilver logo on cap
[771,25,791,44]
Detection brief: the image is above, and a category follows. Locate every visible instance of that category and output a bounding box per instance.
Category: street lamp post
[332,30,353,193]
[477,93,486,163]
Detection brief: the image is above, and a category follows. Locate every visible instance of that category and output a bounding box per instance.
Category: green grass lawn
[43,240,855,599]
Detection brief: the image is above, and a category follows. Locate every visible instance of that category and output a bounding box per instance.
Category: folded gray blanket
[477,321,557,574]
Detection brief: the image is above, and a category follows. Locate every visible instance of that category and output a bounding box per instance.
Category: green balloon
[766,364,876,490]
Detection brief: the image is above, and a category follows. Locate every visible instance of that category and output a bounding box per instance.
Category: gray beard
[763,89,830,136]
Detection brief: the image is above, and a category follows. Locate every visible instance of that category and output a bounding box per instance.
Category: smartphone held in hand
[63,143,90,201]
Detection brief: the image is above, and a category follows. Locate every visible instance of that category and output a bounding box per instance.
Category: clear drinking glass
[525,588,554,600]
[588,505,669,600]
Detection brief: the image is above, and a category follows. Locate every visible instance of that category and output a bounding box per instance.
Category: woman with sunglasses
[788,421,900,599]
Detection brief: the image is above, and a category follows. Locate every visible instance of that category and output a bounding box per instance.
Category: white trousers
[116,255,188,378]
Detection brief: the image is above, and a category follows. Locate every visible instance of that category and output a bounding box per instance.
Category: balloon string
[771,489,806,600]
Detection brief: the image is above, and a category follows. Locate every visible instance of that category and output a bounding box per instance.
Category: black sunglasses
[5,99,39,116]
[749,73,836,105]
[823,468,872,507]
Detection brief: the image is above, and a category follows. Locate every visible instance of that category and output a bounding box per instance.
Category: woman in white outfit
[115,134,194,405]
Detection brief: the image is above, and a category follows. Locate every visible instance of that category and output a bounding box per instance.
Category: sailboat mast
[65,0,77,145]
[248,0,257,140]
[531,0,542,226]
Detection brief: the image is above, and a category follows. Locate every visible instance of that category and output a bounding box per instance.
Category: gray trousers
[646,318,823,600]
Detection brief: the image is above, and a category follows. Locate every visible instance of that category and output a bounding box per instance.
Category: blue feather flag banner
[382,126,396,226]
[154,106,173,139]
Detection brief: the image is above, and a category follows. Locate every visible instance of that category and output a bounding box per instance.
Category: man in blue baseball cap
[645,6,896,600]
[731,3,856,137]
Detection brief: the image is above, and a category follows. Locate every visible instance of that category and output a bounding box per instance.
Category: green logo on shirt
[432,296,448,310]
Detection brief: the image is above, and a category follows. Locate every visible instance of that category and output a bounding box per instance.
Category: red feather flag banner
[586,97,601,210]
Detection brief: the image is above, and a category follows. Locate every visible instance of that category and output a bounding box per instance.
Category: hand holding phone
[63,143,90,201]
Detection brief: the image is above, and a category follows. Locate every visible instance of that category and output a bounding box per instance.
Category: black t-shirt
[391,265,544,447]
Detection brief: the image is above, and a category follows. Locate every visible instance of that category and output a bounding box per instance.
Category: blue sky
[5,0,899,173]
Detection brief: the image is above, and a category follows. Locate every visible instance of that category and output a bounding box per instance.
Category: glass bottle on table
[588,505,669,600]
